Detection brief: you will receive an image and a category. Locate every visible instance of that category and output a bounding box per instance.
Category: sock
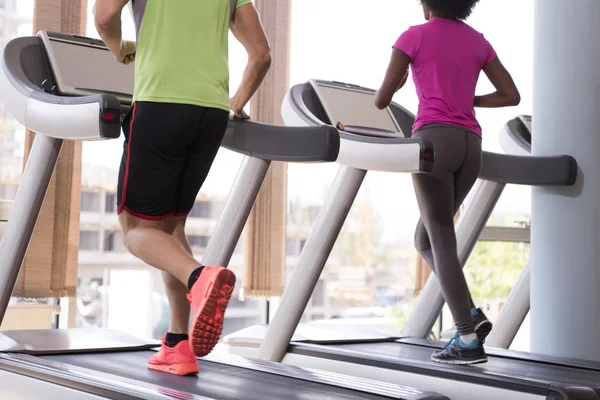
[187,266,205,290]
[459,333,478,344]
[165,332,189,348]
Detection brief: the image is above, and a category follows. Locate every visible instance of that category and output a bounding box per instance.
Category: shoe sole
[475,320,493,342]
[148,362,199,376]
[190,268,236,357]
[430,355,488,365]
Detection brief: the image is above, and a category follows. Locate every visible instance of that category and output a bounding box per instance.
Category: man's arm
[94,0,135,64]
[229,3,272,119]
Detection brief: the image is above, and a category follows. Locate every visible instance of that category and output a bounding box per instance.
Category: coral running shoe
[147,339,199,376]
[187,266,236,357]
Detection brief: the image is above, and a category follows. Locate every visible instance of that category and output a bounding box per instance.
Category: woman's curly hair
[421,0,481,20]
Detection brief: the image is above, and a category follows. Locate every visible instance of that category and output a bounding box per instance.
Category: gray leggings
[412,124,482,336]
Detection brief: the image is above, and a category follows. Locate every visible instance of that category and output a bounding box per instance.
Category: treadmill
[0,33,448,400]
[223,81,600,399]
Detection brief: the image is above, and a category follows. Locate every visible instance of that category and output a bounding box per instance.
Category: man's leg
[116,102,202,288]
[119,212,201,287]
[171,106,235,357]
[161,216,193,340]
[116,102,226,372]
[117,213,200,376]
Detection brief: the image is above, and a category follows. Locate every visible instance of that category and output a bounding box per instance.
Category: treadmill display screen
[312,81,401,134]
[46,37,134,98]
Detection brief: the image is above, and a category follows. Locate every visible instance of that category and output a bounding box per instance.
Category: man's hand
[229,4,271,119]
[230,96,250,119]
[94,0,129,62]
[118,40,136,64]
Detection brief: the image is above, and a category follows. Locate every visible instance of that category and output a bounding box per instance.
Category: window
[312,279,326,307]
[464,241,530,314]
[81,191,101,213]
[188,235,210,249]
[105,193,117,213]
[79,231,100,251]
[286,238,305,256]
[104,231,127,252]
[222,317,262,338]
[0,183,17,199]
[189,200,225,219]
[233,238,244,254]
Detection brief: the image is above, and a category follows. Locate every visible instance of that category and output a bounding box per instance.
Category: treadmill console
[309,79,405,138]
[38,31,134,104]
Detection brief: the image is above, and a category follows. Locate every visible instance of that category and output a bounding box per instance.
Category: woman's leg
[415,219,477,309]
[412,126,485,364]
[413,172,475,337]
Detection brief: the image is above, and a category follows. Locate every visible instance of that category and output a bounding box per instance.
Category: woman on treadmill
[374,0,521,364]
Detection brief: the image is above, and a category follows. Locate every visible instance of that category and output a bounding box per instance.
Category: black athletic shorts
[117,101,229,220]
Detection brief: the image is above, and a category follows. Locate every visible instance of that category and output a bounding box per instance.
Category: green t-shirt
[132,0,252,111]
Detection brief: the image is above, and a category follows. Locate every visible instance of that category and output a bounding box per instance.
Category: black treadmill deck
[288,340,600,398]
[38,350,442,400]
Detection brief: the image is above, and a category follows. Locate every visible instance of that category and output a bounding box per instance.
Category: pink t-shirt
[394,18,497,136]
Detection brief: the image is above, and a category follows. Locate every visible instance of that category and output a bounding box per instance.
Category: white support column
[531,0,600,361]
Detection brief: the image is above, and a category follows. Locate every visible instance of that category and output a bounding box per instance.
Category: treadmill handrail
[481,151,578,186]
[222,117,340,162]
[337,124,399,138]
[0,36,122,140]
[287,82,581,182]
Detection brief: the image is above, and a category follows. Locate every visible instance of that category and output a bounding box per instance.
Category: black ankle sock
[165,332,189,348]
[187,266,205,290]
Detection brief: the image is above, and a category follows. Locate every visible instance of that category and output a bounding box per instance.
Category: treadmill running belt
[42,351,400,400]
[308,342,600,391]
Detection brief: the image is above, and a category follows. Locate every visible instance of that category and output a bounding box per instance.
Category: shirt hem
[132,96,231,112]
[413,121,482,137]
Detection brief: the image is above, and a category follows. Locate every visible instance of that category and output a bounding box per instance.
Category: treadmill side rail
[201,156,270,267]
[0,135,62,326]
[259,166,368,362]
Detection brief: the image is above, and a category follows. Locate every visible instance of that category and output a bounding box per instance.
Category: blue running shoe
[472,307,493,343]
[432,336,487,365]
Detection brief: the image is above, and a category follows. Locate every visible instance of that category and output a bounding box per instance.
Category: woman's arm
[475,57,521,107]
[375,48,411,110]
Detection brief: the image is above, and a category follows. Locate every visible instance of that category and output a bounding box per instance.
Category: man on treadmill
[94,0,271,375]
